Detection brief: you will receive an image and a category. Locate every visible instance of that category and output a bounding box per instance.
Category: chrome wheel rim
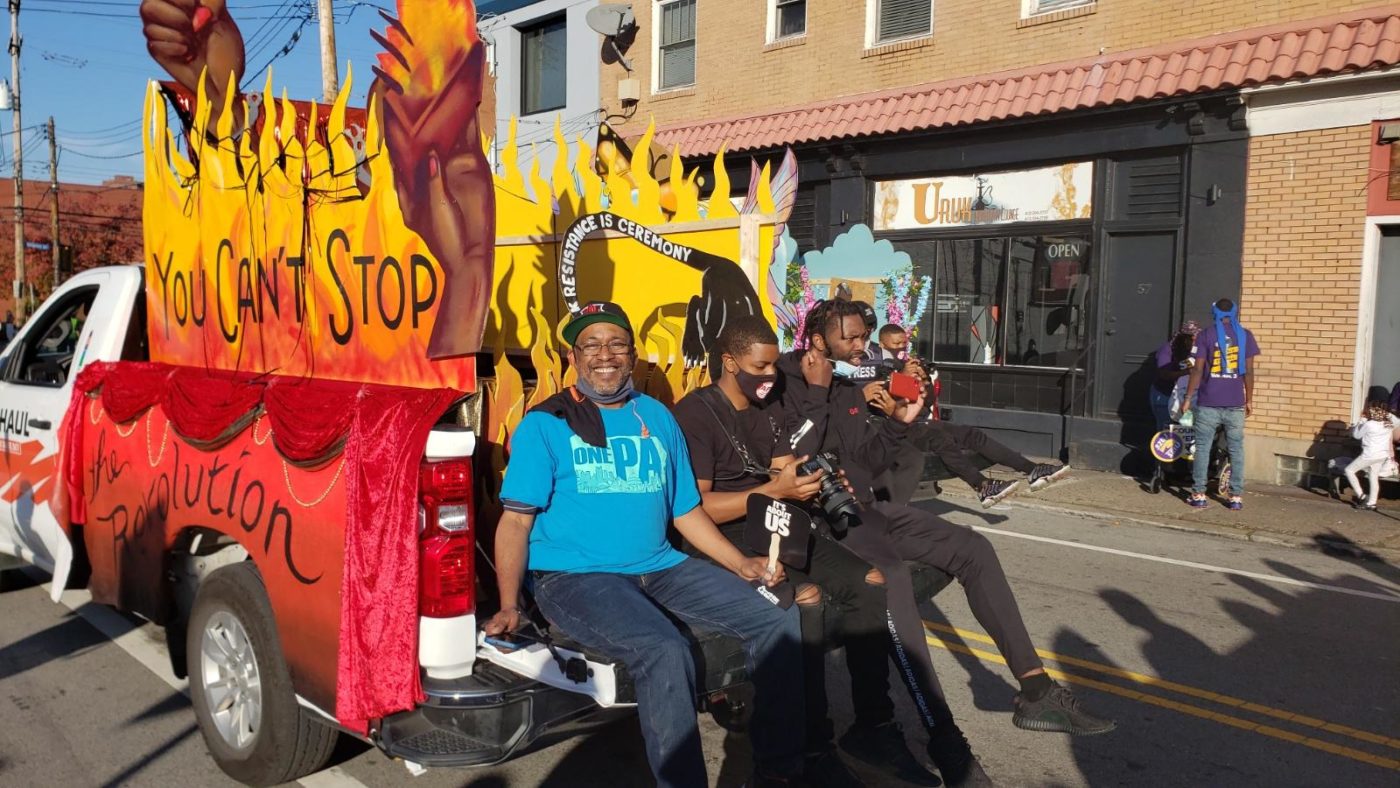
[199,610,262,751]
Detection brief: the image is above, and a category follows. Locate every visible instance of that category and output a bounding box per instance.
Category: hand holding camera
[767,457,825,502]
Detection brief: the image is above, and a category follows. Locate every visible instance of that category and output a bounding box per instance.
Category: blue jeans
[1191,405,1245,496]
[531,557,804,788]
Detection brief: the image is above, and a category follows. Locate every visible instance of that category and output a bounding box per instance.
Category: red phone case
[888,372,922,401]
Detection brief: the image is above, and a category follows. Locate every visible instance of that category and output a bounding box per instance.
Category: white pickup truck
[0,266,697,785]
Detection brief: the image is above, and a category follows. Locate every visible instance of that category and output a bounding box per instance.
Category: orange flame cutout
[374,0,479,99]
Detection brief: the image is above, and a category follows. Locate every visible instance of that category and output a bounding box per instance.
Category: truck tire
[186,562,336,786]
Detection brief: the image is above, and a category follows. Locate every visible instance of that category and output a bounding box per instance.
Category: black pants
[879,442,927,505]
[842,502,1044,682]
[915,422,1035,489]
[706,522,895,750]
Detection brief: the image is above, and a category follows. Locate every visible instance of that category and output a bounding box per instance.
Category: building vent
[1124,159,1182,219]
[787,187,817,251]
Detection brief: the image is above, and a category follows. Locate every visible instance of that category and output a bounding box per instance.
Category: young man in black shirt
[776,300,1116,766]
[675,316,953,787]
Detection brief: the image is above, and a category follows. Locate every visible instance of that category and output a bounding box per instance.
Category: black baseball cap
[563,301,634,345]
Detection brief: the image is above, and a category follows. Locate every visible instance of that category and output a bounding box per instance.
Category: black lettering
[190,269,207,327]
[266,500,323,585]
[205,454,229,516]
[326,230,354,345]
[236,257,257,323]
[286,255,306,322]
[215,239,240,344]
[257,252,281,321]
[173,269,189,325]
[410,254,437,329]
[153,251,175,338]
[353,255,375,325]
[377,256,405,330]
[238,481,265,533]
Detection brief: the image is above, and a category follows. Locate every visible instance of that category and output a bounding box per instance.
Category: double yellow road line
[922,621,1400,771]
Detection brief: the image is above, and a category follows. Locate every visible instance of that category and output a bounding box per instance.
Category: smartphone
[887,371,922,401]
[484,633,527,653]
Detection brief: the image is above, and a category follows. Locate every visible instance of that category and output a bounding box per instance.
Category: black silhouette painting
[558,211,761,368]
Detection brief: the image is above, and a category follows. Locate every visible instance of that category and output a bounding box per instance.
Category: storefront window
[901,233,1091,368]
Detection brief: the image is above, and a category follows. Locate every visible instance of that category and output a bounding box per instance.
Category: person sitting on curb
[484,302,805,788]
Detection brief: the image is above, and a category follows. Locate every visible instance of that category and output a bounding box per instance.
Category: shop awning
[654,6,1400,157]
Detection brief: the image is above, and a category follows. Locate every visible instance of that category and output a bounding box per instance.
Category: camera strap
[693,386,778,481]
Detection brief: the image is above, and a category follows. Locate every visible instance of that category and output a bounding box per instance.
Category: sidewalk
[923,465,1400,560]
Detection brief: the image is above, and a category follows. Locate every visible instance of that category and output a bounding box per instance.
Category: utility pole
[8,0,23,320]
[48,115,57,290]
[317,0,338,102]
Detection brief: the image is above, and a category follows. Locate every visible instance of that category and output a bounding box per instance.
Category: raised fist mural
[139,0,494,359]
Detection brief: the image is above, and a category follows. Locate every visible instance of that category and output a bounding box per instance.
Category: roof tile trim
[654,6,1400,157]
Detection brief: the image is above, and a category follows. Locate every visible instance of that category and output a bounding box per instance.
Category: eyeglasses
[576,340,633,357]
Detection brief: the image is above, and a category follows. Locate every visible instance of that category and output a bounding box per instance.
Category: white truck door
[0,269,133,599]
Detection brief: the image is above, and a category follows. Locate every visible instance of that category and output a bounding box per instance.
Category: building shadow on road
[1083,569,1400,787]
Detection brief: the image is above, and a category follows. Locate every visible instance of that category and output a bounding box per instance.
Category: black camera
[794,452,861,527]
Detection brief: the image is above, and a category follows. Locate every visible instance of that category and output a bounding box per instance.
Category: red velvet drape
[62,361,464,734]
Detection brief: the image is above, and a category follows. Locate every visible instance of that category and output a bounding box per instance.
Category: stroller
[1148,379,1231,496]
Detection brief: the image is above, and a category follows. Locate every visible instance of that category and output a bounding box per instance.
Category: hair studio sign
[874,162,1093,232]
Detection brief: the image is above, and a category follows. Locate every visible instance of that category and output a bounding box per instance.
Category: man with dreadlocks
[774,299,1117,785]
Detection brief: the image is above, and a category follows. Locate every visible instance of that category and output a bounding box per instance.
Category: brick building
[0,175,143,318]
[596,1,1400,484]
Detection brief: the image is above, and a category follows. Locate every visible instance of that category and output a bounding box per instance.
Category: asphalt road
[1,498,1397,787]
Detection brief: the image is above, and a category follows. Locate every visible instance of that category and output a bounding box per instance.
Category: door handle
[28,418,52,430]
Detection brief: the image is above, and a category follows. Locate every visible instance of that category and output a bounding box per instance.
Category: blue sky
[18,0,389,185]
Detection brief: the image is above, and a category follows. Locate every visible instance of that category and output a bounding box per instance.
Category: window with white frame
[657,0,697,91]
[871,0,932,45]
[770,0,806,41]
[1022,0,1093,17]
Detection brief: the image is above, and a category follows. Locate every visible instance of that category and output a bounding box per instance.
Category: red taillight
[931,379,943,421]
[419,458,475,618]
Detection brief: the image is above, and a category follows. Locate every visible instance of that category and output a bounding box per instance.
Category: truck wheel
[187,563,336,786]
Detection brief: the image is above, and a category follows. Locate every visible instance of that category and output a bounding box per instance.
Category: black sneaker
[926,725,993,787]
[977,479,1020,508]
[1027,463,1070,490]
[839,721,942,786]
[803,747,866,788]
[1012,683,1117,735]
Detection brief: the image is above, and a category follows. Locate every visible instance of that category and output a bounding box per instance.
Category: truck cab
[0,266,146,595]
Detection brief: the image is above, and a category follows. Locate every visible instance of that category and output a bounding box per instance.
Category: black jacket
[775,350,910,504]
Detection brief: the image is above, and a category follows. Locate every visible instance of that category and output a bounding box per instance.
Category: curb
[920,488,1400,562]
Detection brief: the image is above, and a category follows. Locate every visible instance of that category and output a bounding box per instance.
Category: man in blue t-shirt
[1182,298,1261,510]
[483,301,803,788]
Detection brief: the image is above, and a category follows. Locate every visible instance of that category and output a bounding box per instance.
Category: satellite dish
[587,4,637,72]
[586,4,636,37]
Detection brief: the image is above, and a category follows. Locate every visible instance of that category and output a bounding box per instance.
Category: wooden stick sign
[743,494,813,609]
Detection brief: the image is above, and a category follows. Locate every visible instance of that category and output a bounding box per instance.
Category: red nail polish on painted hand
[192,6,213,33]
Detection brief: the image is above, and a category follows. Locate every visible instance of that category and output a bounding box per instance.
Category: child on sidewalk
[1345,400,1400,511]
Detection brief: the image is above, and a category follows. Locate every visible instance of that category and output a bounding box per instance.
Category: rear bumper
[377,662,628,767]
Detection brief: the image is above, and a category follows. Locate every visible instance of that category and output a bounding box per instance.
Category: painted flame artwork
[140,0,791,491]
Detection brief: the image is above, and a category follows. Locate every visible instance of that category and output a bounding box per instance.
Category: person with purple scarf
[1181,299,1260,510]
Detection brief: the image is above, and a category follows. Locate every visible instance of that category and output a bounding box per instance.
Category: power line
[59,146,142,159]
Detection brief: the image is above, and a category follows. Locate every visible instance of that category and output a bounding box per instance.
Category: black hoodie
[775,349,910,504]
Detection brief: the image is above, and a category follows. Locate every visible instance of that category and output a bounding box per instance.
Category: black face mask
[734,368,778,403]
